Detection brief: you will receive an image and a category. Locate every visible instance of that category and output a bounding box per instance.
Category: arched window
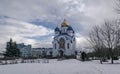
[55,44,56,49]
[67,43,69,49]
[59,38,65,49]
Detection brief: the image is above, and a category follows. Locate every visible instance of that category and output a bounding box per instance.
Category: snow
[0,59,120,74]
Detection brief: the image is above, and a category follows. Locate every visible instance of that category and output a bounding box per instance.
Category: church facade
[52,19,76,57]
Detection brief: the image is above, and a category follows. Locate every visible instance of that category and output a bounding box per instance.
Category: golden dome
[61,19,69,27]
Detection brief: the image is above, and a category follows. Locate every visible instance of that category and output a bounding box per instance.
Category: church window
[64,29,65,33]
[67,43,69,49]
[59,38,65,49]
[55,44,56,49]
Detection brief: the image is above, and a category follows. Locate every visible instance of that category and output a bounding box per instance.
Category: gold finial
[61,19,69,27]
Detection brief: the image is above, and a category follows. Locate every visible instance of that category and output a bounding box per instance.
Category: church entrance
[59,50,64,57]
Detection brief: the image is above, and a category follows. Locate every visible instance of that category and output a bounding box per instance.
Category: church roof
[61,19,69,27]
[54,33,74,38]
[55,27,60,31]
[67,26,73,31]
[67,26,74,33]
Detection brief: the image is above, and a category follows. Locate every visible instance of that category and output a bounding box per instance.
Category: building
[17,43,53,58]
[31,48,52,58]
[17,43,32,57]
[0,53,4,58]
[52,19,76,57]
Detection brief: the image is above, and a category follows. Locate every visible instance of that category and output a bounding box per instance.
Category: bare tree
[89,26,105,64]
[115,0,120,14]
[89,20,120,64]
[100,20,120,64]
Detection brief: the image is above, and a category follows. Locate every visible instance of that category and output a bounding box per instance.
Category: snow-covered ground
[0,59,120,74]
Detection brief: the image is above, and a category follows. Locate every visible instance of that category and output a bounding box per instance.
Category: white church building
[52,19,76,57]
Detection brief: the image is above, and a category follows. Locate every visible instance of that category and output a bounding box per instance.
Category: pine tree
[5,38,20,57]
[5,38,13,57]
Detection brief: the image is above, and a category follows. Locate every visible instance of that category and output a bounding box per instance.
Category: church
[52,19,76,57]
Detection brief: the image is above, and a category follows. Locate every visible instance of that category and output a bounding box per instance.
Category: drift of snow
[0,59,120,74]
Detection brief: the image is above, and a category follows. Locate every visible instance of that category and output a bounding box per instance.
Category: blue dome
[55,27,60,31]
[67,26,73,31]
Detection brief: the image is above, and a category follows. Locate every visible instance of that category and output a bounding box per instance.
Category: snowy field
[0,59,120,74]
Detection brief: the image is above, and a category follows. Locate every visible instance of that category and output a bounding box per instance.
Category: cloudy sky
[0,0,118,52]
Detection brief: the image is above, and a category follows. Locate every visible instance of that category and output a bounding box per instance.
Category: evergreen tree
[5,38,20,57]
[5,38,13,57]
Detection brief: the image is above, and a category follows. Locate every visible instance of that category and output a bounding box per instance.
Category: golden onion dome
[61,19,69,27]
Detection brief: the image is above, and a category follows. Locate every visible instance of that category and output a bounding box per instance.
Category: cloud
[0,17,53,51]
[0,0,119,51]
